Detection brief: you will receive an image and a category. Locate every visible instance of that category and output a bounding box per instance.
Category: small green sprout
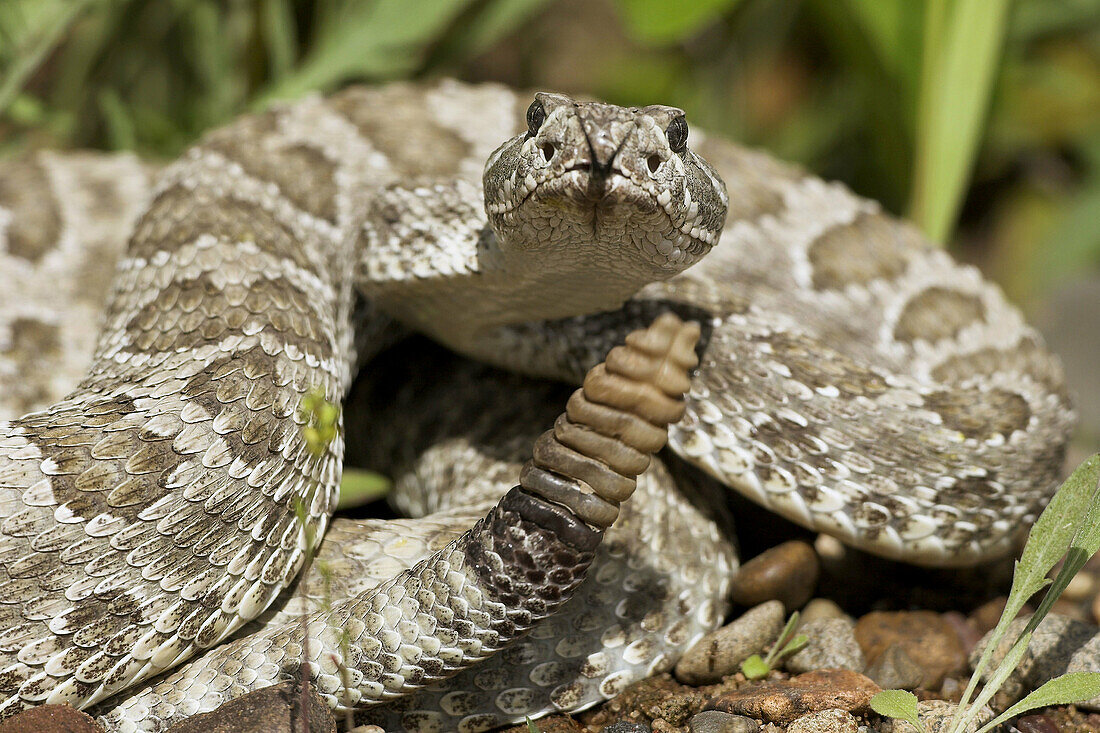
[872,455,1100,733]
[741,610,808,680]
[299,386,339,457]
[525,716,542,733]
[870,689,926,733]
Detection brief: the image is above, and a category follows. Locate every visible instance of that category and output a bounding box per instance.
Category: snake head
[483,93,728,285]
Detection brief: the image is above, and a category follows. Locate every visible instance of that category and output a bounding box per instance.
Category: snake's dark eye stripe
[666,115,688,154]
[526,101,546,137]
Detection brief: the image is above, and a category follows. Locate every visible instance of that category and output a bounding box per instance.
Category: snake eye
[666,115,688,154]
[526,101,546,137]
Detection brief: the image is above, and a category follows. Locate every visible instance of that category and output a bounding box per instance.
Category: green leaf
[0,0,96,117]
[764,611,800,665]
[779,634,808,658]
[978,672,1100,733]
[956,629,1032,733]
[260,0,297,80]
[954,455,1100,728]
[526,716,541,733]
[97,87,135,150]
[257,0,476,104]
[870,689,925,733]
[431,0,553,62]
[613,0,744,45]
[337,468,392,509]
[909,0,1013,243]
[740,654,769,680]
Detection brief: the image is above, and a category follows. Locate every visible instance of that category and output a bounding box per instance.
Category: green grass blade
[257,0,476,105]
[953,455,1100,725]
[432,0,553,62]
[337,468,392,509]
[956,630,1032,733]
[977,672,1100,733]
[614,0,745,44]
[0,0,95,117]
[260,0,298,80]
[909,0,1013,243]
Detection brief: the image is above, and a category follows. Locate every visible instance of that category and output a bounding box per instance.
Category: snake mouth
[494,167,712,270]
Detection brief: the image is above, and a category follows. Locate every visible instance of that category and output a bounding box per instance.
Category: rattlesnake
[0,79,1074,731]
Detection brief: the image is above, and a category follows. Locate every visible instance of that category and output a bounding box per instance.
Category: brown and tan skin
[0,79,1074,730]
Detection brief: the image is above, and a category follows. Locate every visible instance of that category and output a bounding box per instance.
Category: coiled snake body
[0,80,1075,731]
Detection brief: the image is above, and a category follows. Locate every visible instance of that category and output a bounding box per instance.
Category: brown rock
[0,705,103,733]
[707,670,879,724]
[731,541,820,611]
[164,681,335,733]
[855,611,965,689]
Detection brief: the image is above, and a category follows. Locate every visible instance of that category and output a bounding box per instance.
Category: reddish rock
[164,681,335,733]
[855,611,966,689]
[0,705,104,733]
[707,670,880,724]
[730,541,820,611]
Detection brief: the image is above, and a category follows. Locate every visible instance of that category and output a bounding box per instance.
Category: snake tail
[520,312,700,528]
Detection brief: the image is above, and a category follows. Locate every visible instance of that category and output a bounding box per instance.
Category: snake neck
[365,222,655,354]
[361,204,664,356]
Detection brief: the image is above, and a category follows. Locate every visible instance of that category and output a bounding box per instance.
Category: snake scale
[0,80,1076,731]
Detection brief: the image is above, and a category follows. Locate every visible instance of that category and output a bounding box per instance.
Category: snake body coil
[0,79,1074,730]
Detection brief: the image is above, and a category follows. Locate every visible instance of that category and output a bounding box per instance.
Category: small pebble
[786,709,858,733]
[1015,714,1060,733]
[800,598,848,626]
[730,541,820,611]
[603,723,650,733]
[675,601,785,685]
[863,643,923,690]
[814,534,846,563]
[785,618,865,674]
[687,710,759,733]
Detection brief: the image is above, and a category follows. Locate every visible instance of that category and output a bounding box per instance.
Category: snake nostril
[541,143,556,162]
[647,155,662,174]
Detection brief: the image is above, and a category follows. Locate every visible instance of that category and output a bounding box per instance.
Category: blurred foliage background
[1,0,1099,442]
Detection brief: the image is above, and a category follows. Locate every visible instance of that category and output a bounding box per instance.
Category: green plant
[872,455,1100,733]
[740,611,809,680]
